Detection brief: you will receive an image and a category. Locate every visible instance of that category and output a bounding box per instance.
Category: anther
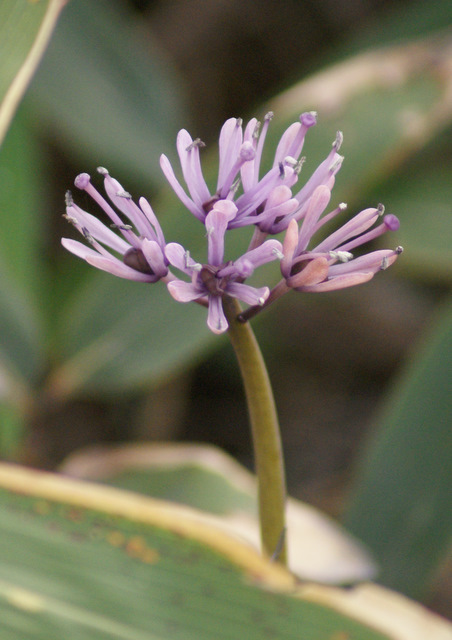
[380,256,389,270]
[339,202,347,211]
[264,111,274,122]
[334,131,343,150]
[377,203,385,216]
[278,162,285,178]
[186,138,206,152]
[253,120,261,140]
[110,223,133,230]
[97,167,109,176]
[117,190,132,199]
[82,227,95,244]
[63,213,77,225]
[65,190,73,207]
[395,246,404,254]
[273,248,284,260]
[329,250,353,262]
[329,155,344,172]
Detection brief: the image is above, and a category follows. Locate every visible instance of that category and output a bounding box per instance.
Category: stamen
[257,296,266,306]
[396,245,404,254]
[117,189,132,199]
[380,256,389,270]
[236,118,243,128]
[63,213,77,225]
[65,191,73,207]
[339,202,347,211]
[284,156,298,168]
[278,162,285,178]
[377,203,385,216]
[230,178,241,196]
[272,248,284,260]
[184,250,202,271]
[329,250,353,262]
[97,167,109,175]
[186,138,206,152]
[264,111,274,123]
[110,223,133,230]
[294,157,305,174]
[81,227,95,244]
[333,131,343,150]
[329,155,344,172]
[252,120,261,140]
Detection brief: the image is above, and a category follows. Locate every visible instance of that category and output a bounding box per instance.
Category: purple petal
[167,279,204,302]
[102,174,154,238]
[207,296,228,334]
[328,250,399,276]
[297,271,374,292]
[141,239,168,278]
[176,129,210,206]
[165,242,199,275]
[226,282,269,306]
[297,185,332,251]
[313,207,379,253]
[139,197,166,246]
[159,154,205,221]
[85,255,156,282]
[67,205,130,254]
[217,118,243,191]
[240,118,259,190]
[286,257,329,288]
[281,219,299,278]
[205,201,237,265]
[61,238,102,261]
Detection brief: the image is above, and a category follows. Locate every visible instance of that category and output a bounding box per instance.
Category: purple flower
[280,184,402,292]
[62,112,402,334]
[160,111,341,232]
[62,168,168,282]
[165,200,283,333]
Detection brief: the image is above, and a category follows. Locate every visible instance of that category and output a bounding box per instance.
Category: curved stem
[223,296,287,565]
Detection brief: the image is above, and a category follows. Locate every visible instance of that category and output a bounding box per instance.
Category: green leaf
[60,442,376,586]
[366,129,452,282]
[3,461,446,640]
[0,263,43,391]
[48,272,214,398]
[0,108,49,295]
[0,110,46,400]
[27,0,186,187]
[0,0,65,147]
[343,296,452,599]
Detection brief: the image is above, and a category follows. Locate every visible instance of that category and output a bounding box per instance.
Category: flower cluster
[62,112,402,333]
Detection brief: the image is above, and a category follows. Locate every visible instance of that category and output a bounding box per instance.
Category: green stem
[223,296,287,565]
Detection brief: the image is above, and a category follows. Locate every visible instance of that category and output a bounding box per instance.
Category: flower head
[164,200,282,333]
[62,168,168,283]
[280,185,402,293]
[62,112,402,334]
[160,111,327,232]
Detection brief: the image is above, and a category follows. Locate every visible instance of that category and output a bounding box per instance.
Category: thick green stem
[223,296,287,565]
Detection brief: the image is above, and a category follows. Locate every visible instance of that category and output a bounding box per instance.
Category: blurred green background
[0,0,451,620]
